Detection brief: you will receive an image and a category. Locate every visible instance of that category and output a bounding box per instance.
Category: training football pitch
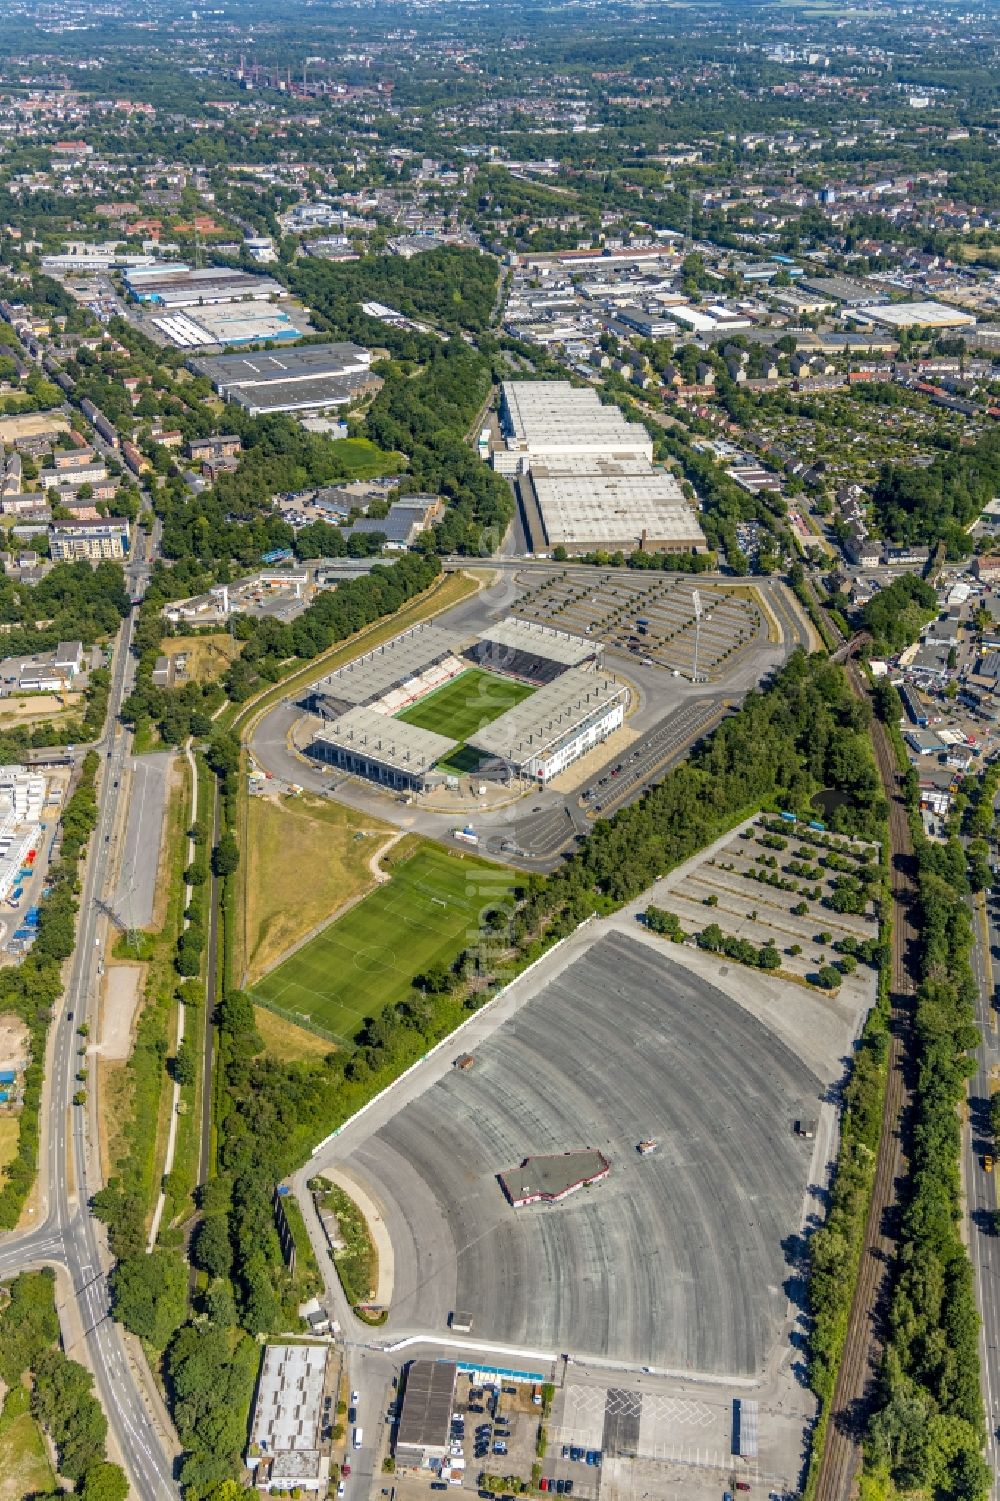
[250,845,512,1043]
[395,668,534,743]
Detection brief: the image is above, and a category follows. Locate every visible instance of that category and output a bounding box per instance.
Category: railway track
[813,663,916,1501]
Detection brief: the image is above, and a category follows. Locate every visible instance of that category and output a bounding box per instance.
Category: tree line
[0,1269,128,1501]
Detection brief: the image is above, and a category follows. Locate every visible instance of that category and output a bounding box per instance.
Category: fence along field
[250,845,512,1044]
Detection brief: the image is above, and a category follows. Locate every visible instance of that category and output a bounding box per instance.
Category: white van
[353,1427,363,1450]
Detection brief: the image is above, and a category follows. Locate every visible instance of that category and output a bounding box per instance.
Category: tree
[31,1346,107,1482]
[211,833,240,878]
[172,1041,196,1087]
[109,1249,187,1349]
[80,1462,130,1501]
[0,1268,60,1384]
[192,1214,233,1281]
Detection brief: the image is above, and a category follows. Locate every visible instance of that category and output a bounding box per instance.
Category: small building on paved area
[394,1359,458,1468]
[246,1342,332,1495]
[500,1149,611,1207]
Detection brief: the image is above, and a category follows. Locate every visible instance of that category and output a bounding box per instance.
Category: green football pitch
[395,668,534,744]
[250,845,513,1044]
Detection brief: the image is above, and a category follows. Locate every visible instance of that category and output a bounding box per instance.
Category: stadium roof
[314,706,457,774]
[477,616,596,668]
[314,624,466,707]
[467,668,626,765]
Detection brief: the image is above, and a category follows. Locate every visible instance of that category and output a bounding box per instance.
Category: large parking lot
[513,569,767,681]
[341,928,830,1375]
[649,813,881,1003]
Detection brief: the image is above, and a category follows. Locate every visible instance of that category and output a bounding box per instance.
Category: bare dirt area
[99,965,143,1061]
[0,1014,29,1068]
[0,692,83,728]
[244,791,394,985]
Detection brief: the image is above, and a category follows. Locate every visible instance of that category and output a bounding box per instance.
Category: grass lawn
[329,436,405,480]
[251,844,512,1043]
[396,668,534,752]
[162,633,241,684]
[244,794,394,985]
[0,1117,19,1186]
[0,1385,59,1501]
[254,1005,337,1061]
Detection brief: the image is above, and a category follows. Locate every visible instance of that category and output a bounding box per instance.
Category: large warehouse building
[191,341,376,414]
[493,380,653,473]
[527,455,705,553]
[394,1360,458,1469]
[124,265,287,307]
[493,381,705,555]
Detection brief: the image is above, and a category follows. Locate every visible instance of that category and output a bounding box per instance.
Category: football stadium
[307,616,628,790]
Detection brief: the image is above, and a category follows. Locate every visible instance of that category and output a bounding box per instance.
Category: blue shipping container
[779,810,796,823]
[808,820,826,832]
[0,1069,16,1084]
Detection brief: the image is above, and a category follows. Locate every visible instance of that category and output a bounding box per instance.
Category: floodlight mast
[692,589,703,682]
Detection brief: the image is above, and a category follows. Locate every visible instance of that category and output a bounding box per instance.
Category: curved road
[0,527,180,1500]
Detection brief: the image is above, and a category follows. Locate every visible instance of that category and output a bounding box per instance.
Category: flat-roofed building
[500,1150,611,1207]
[192,342,375,415]
[49,518,128,561]
[125,265,286,307]
[467,668,627,783]
[527,456,706,554]
[394,1360,458,1468]
[494,380,653,474]
[858,300,976,331]
[246,1342,331,1495]
[310,707,457,792]
[495,382,703,555]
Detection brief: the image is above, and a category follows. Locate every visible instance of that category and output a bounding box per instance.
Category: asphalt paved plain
[0,527,180,1500]
[342,929,821,1376]
[114,751,172,930]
